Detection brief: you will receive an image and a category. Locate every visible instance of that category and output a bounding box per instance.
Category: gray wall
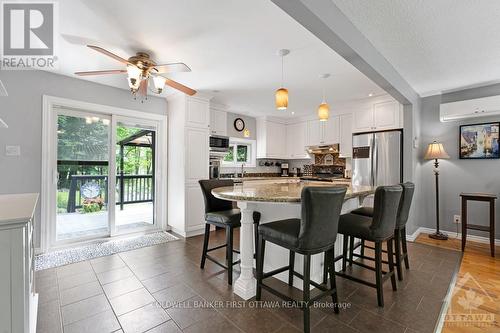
[419,91,500,239]
[226,112,256,140]
[0,70,167,247]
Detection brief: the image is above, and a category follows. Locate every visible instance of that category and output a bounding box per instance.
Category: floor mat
[35,231,178,270]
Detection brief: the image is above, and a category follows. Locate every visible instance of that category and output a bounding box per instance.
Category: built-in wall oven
[209,135,229,179]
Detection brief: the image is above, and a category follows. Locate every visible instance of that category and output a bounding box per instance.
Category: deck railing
[66,174,153,213]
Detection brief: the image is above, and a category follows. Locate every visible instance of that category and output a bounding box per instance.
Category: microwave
[209,135,230,152]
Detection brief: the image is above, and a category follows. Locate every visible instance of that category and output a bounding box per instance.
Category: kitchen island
[212,179,374,300]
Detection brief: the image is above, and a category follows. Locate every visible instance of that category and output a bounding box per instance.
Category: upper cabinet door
[339,114,353,157]
[353,107,374,133]
[322,115,340,144]
[306,120,323,146]
[209,108,227,136]
[267,121,286,158]
[373,101,400,130]
[286,122,308,159]
[186,98,209,128]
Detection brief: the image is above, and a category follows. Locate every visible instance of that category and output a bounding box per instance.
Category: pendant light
[275,49,290,110]
[318,73,330,121]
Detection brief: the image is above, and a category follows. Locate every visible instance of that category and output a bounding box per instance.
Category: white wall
[419,91,500,239]
[0,70,167,247]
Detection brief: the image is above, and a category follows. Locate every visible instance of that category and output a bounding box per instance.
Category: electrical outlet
[453,215,461,224]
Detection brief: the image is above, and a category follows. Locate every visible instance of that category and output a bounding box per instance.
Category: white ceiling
[54,0,385,117]
[332,0,500,96]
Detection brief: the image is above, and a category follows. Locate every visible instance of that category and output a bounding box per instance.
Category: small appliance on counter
[280,163,289,177]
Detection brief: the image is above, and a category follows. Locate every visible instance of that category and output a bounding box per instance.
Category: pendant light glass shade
[317,102,329,121]
[275,87,288,110]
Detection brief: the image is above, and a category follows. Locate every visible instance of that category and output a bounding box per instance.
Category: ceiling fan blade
[74,69,127,76]
[87,45,130,65]
[153,62,191,74]
[165,78,196,96]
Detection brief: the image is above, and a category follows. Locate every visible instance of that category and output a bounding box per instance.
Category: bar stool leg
[394,229,403,280]
[303,254,311,333]
[348,236,354,266]
[342,235,348,272]
[375,242,384,307]
[226,226,234,285]
[328,249,340,314]
[360,240,365,257]
[256,235,265,301]
[401,227,410,269]
[200,224,210,269]
[387,238,397,291]
[289,251,295,286]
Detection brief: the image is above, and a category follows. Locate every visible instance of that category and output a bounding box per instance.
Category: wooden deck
[56,202,154,240]
[416,234,500,333]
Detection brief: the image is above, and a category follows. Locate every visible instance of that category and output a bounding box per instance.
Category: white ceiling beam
[271,0,420,106]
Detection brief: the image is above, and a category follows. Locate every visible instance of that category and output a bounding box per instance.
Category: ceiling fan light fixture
[127,65,142,91]
[275,87,288,110]
[152,76,167,94]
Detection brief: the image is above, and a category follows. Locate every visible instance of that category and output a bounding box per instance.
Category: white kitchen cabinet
[167,93,210,237]
[286,122,309,159]
[186,98,209,128]
[185,127,209,181]
[0,193,38,333]
[209,108,227,136]
[353,100,402,133]
[185,183,206,232]
[306,116,340,146]
[339,114,353,157]
[257,118,287,159]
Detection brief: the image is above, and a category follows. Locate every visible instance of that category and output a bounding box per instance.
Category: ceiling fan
[75,45,196,99]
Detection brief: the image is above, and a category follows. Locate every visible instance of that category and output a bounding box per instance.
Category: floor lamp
[424,141,450,240]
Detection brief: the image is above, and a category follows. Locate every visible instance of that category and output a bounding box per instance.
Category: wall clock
[234,118,245,132]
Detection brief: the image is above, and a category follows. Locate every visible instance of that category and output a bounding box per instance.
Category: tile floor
[36,229,462,333]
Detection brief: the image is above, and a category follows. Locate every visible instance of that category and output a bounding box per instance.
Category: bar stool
[336,185,402,307]
[198,179,261,285]
[350,182,415,280]
[256,186,347,333]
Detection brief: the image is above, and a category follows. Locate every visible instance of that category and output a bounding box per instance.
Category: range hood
[306,144,339,155]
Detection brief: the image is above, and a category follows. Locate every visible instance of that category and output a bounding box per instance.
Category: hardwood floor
[415,234,500,333]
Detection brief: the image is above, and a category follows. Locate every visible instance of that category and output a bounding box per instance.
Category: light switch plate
[5,145,20,156]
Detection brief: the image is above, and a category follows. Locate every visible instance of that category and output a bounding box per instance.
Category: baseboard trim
[407,227,500,246]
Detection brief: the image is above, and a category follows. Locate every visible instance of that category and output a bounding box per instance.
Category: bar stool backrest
[299,186,347,252]
[396,182,415,229]
[199,179,234,213]
[370,185,403,240]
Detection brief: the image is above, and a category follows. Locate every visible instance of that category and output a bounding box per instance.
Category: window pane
[236,145,248,162]
[224,145,235,162]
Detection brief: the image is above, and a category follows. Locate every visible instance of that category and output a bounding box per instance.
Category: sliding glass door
[56,112,111,241]
[114,118,157,234]
[54,110,159,244]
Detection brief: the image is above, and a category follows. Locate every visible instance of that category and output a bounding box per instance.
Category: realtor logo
[1,1,58,69]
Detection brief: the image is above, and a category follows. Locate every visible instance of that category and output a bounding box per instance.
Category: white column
[233,201,256,300]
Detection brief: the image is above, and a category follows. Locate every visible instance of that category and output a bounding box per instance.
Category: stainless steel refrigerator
[352,130,402,187]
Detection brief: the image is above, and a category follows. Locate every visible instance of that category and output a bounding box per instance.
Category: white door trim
[41,95,168,252]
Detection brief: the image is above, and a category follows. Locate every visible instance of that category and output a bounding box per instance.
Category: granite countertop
[212,181,374,203]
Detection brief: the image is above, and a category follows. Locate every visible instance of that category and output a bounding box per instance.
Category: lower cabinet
[185,182,206,233]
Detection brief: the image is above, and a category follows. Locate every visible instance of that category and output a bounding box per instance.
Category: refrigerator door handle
[371,135,376,187]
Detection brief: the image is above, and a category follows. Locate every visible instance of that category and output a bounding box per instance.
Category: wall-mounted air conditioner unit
[440,94,500,122]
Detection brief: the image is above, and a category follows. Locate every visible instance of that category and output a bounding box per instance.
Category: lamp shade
[275,88,288,110]
[424,141,450,160]
[317,103,329,121]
